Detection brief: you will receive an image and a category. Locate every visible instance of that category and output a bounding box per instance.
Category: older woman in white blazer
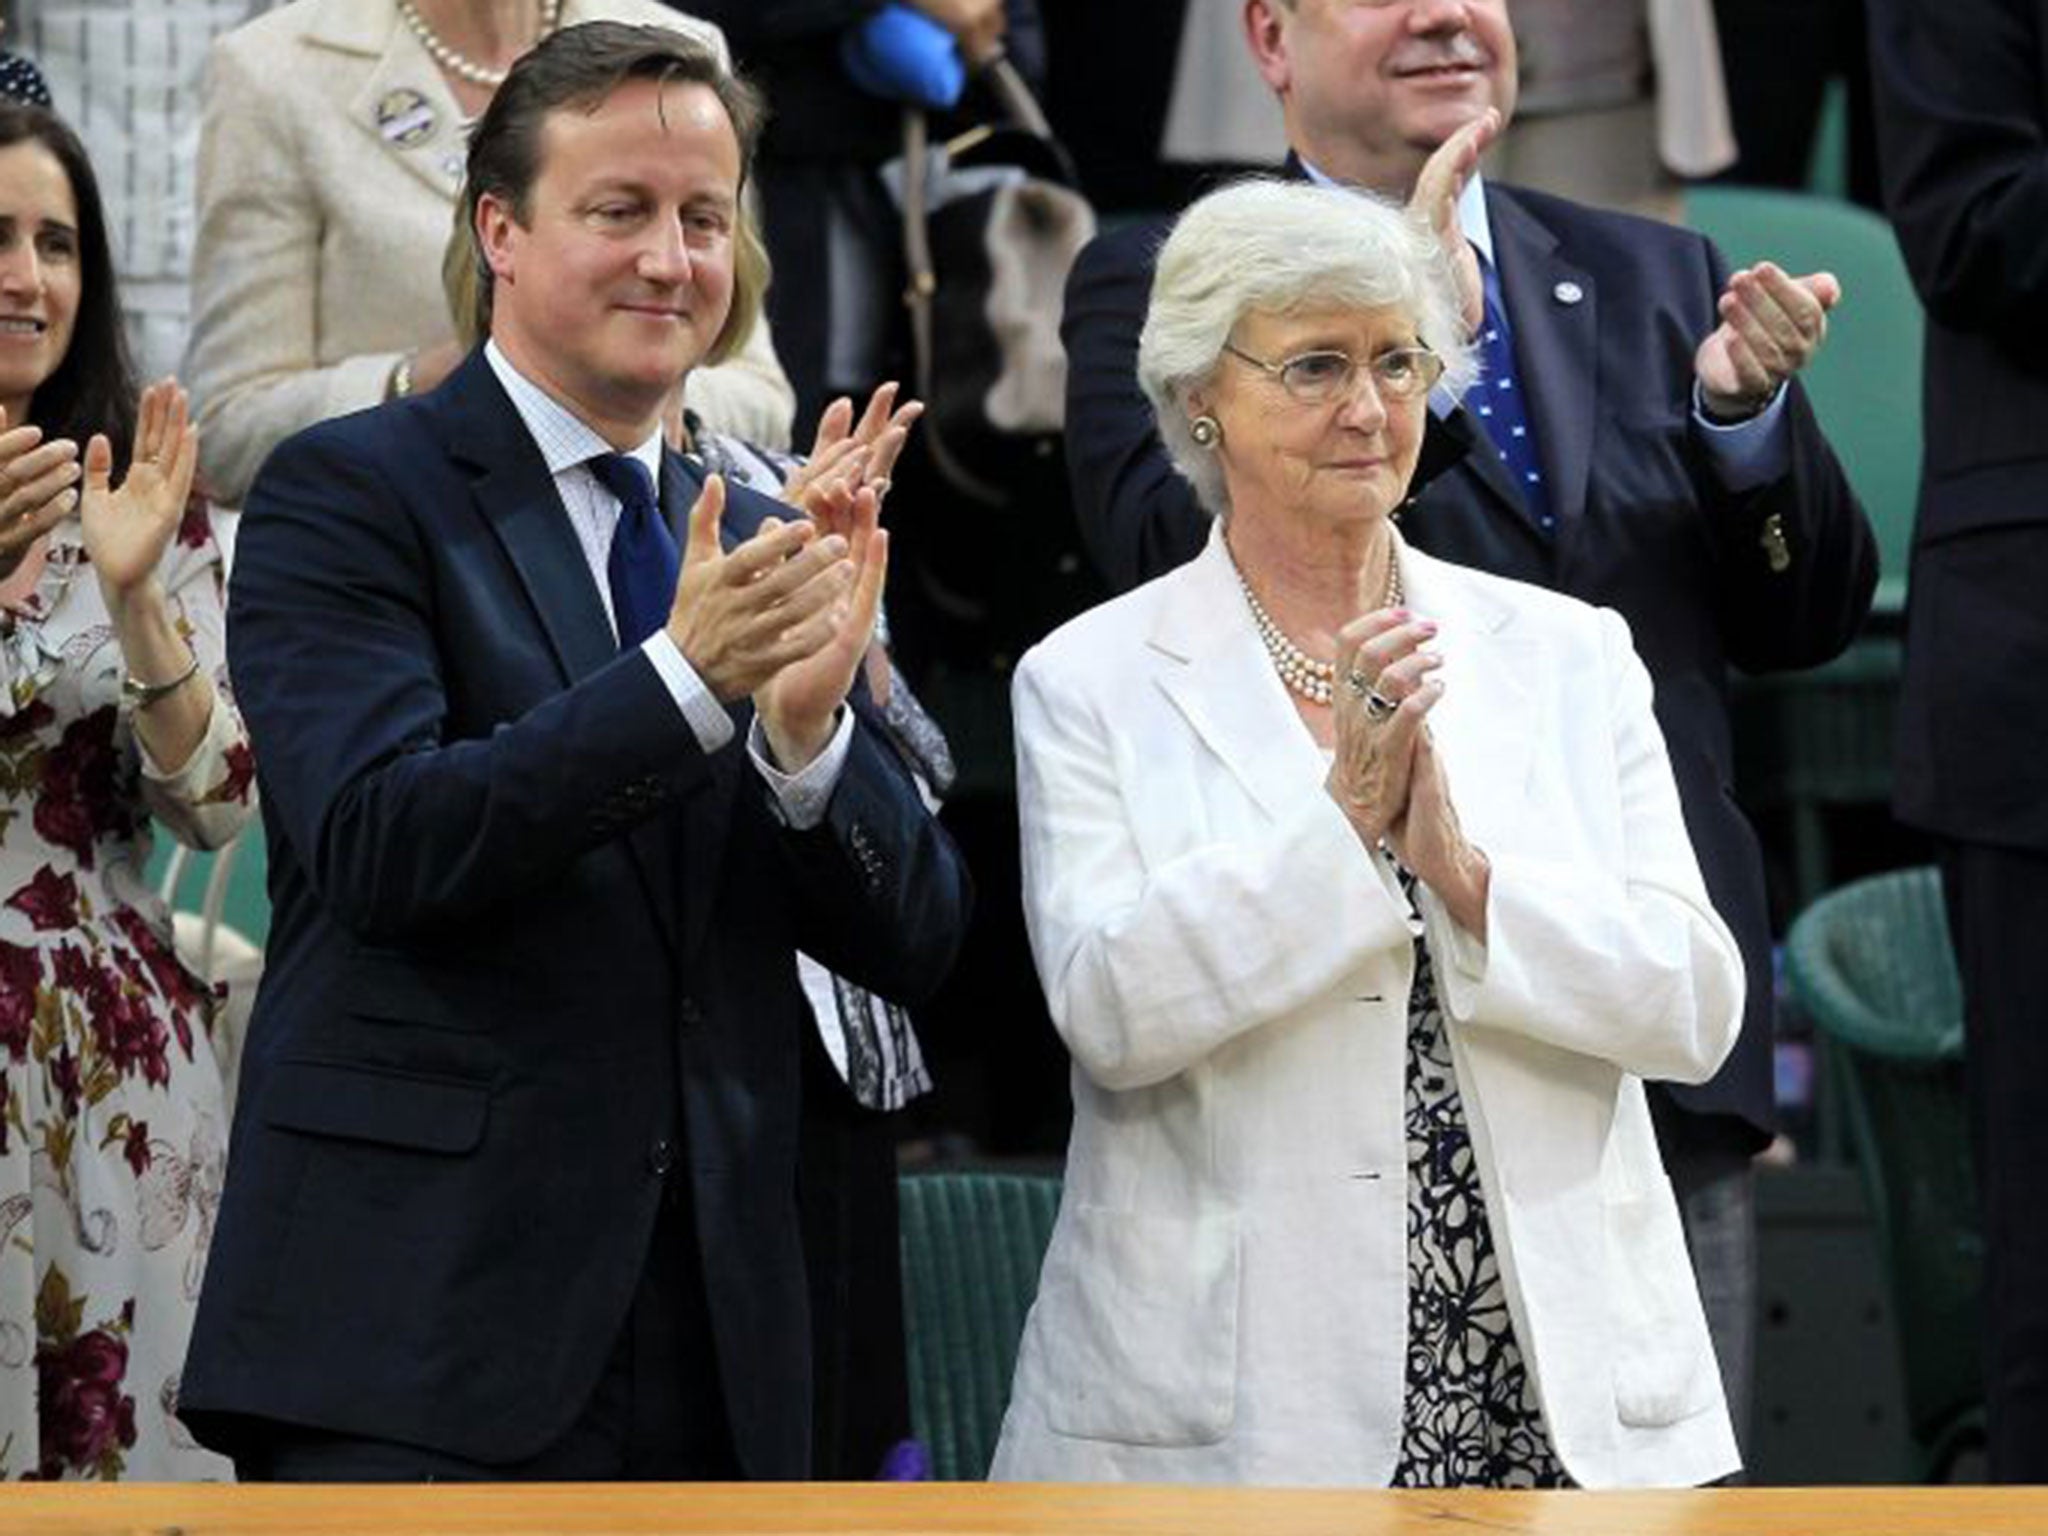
[183,0,794,505]
[993,179,1744,1489]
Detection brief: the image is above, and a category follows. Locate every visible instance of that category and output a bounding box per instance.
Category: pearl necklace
[397,0,562,89]
[1231,547,1404,707]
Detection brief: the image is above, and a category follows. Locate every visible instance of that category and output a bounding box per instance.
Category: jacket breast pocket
[263,1057,489,1155]
[1041,1205,1238,1447]
[1604,1183,1721,1428]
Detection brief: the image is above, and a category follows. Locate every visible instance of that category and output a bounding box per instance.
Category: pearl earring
[1190,415,1222,448]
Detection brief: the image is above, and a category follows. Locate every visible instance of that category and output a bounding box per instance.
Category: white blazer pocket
[1605,1184,1722,1427]
[1043,1205,1239,1445]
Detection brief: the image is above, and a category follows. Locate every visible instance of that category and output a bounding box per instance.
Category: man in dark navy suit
[1870,0,2048,1480]
[1059,0,1877,1451]
[182,22,969,1481]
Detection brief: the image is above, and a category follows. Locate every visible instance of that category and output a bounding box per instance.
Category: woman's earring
[1189,415,1222,449]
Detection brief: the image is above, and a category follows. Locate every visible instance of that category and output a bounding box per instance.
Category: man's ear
[476,192,519,286]
[1243,0,1294,94]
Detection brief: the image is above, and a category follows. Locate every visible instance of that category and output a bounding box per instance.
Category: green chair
[898,1169,1061,1480]
[1785,867,1985,1479]
[1685,185,1926,903]
[151,820,271,1105]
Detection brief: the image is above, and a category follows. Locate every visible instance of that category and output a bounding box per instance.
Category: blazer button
[677,996,705,1028]
[647,1139,676,1177]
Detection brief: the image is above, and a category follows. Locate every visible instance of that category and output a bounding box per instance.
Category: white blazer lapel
[1398,543,1541,857]
[322,5,470,204]
[1149,530,1329,828]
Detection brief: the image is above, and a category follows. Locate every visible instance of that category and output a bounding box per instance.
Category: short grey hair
[1137,178,1477,518]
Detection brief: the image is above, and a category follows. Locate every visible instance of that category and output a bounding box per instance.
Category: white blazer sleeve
[1013,652,1415,1093]
[1420,607,1745,1084]
[186,35,400,507]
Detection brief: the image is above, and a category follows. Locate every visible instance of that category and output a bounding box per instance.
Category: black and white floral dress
[1390,868,1571,1488]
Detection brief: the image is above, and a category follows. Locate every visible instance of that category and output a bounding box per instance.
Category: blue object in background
[841,4,965,110]
[876,1438,931,1480]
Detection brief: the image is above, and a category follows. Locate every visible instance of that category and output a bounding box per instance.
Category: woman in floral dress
[0,104,251,1481]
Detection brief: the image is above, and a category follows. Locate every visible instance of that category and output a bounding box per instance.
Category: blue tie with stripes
[587,453,678,649]
[1470,256,1555,536]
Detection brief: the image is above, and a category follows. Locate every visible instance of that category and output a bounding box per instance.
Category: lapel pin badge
[375,87,438,147]
[1552,280,1584,306]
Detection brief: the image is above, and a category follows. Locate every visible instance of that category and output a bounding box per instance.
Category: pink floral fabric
[0,504,251,1480]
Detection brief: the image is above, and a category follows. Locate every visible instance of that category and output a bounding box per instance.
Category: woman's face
[0,139,81,412]
[1191,301,1429,536]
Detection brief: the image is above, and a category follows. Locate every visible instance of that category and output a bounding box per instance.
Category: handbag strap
[898,55,1062,506]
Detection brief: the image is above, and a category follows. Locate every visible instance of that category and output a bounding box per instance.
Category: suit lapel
[1439,396,1536,519]
[445,355,616,685]
[441,356,691,968]
[1396,547,1540,858]
[1150,532,1337,827]
[1148,533,1540,855]
[314,1,470,205]
[657,450,747,968]
[1487,187,1598,535]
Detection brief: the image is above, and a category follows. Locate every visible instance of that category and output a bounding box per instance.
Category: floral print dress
[0,506,253,1481]
[1391,867,1570,1488]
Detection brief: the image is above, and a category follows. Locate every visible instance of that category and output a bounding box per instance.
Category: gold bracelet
[121,652,200,709]
[388,352,416,400]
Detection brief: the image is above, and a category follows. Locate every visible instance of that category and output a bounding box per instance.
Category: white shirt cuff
[749,707,854,830]
[1691,380,1792,492]
[641,632,736,754]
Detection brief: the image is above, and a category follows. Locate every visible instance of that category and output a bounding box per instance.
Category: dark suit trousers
[233,1175,739,1482]
[1940,841,2048,1482]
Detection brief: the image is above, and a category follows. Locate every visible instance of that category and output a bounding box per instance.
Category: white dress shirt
[485,343,852,826]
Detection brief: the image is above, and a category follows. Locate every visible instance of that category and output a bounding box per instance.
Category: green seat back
[1785,868,1982,1472]
[898,1169,1061,1480]
[1684,184,1924,615]
[147,820,272,948]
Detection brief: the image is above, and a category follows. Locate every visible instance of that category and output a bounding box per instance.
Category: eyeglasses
[1221,342,1445,406]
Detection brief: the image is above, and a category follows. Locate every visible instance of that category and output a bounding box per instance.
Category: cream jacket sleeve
[1418,606,1744,1085]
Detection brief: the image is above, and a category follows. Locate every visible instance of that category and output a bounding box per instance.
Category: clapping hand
[665,474,888,770]
[1386,730,1489,939]
[1327,603,1440,848]
[1695,261,1842,421]
[0,407,82,581]
[1409,108,1500,336]
[754,485,889,772]
[781,381,922,543]
[82,379,199,612]
[907,0,1006,65]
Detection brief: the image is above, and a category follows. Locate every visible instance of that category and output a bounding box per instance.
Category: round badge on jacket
[375,87,438,147]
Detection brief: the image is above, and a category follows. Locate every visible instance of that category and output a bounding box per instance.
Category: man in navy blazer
[1870,0,2048,1479]
[181,23,969,1480]
[1059,0,1876,1447]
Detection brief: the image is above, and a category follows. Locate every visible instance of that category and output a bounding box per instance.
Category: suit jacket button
[647,1139,676,1177]
[677,996,705,1028]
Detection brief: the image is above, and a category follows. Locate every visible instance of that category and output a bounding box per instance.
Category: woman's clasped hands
[1325,571,1490,935]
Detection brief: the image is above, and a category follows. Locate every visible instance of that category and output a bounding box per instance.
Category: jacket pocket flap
[263,1059,488,1154]
[1042,1204,1238,1446]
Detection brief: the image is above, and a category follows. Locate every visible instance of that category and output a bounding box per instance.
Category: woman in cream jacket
[992,179,1744,1489]
[184,0,794,505]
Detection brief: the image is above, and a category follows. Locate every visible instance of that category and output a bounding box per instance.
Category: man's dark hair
[0,103,139,463]
[462,22,769,364]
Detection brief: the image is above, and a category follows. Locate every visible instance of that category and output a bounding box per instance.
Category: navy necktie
[587,453,678,649]
[1470,256,1556,536]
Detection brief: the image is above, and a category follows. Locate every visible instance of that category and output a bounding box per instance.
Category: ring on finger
[1364,688,1399,723]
